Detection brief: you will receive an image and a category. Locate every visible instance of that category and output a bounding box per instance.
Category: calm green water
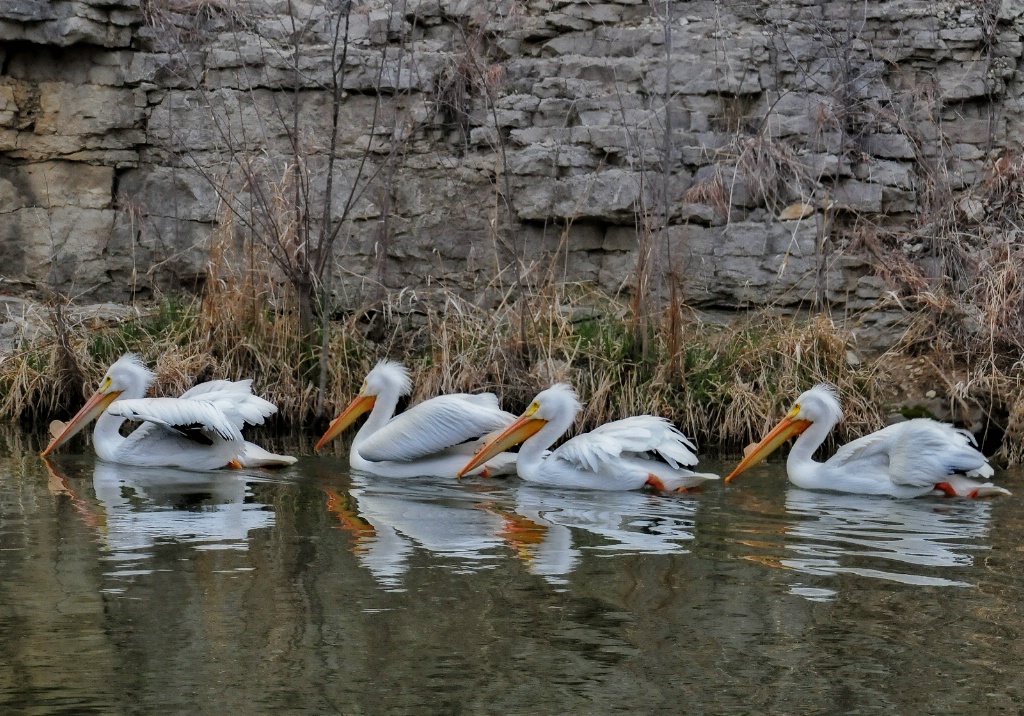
[1,430,1023,715]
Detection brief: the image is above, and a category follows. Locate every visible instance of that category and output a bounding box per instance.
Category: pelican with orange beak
[315,360,517,478]
[41,354,295,470]
[725,384,1010,498]
[459,383,718,491]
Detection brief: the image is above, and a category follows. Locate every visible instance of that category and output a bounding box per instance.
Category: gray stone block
[833,180,883,213]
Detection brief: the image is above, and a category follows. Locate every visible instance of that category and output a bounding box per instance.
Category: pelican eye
[101,376,113,391]
[786,403,801,420]
[525,402,540,416]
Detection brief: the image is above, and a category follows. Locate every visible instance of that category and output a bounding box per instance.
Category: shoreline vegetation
[4,233,1024,466]
[5,1,1023,466]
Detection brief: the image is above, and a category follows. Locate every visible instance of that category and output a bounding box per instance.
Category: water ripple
[779,488,993,595]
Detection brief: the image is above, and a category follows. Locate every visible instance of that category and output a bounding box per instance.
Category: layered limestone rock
[2,0,1023,348]
[0,0,139,47]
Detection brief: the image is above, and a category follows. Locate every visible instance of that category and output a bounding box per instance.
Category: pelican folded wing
[109,397,244,443]
[553,432,623,474]
[591,416,700,468]
[179,379,278,429]
[359,393,514,463]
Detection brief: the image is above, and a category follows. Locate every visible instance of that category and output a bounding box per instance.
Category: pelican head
[725,384,841,483]
[315,360,412,451]
[41,354,155,457]
[458,382,581,477]
[529,383,584,425]
[363,360,412,399]
[788,384,842,425]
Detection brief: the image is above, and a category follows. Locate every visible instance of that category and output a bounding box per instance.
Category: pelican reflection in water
[323,475,509,590]
[767,488,995,600]
[489,487,699,584]
[324,477,699,588]
[45,458,275,575]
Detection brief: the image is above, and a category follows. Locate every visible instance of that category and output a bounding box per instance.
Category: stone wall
[2,0,1024,347]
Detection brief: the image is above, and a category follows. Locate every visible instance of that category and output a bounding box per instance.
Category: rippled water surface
[2,431,1023,714]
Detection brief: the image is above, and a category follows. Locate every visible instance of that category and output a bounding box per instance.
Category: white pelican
[458,383,719,491]
[314,360,517,478]
[41,354,296,470]
[725,384,1010,498]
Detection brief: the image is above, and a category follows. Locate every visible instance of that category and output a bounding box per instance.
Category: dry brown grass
[683,134,810,218]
